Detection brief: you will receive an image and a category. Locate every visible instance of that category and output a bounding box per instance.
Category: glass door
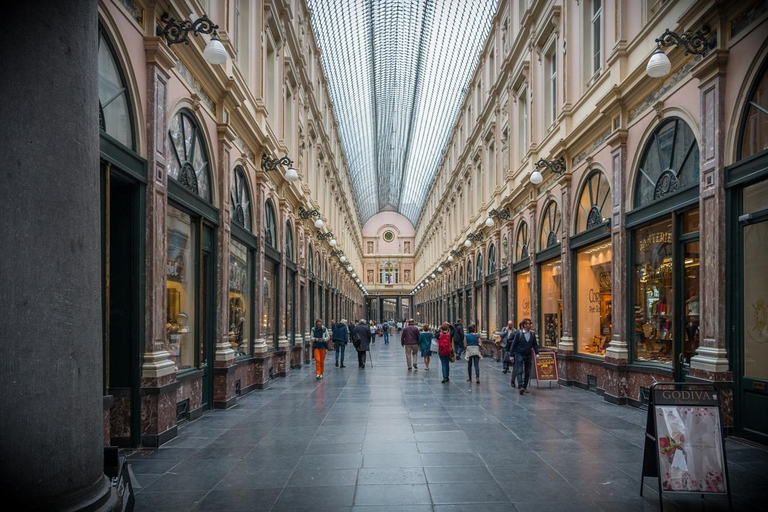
[738,180,768,443]
[200,224,215,409]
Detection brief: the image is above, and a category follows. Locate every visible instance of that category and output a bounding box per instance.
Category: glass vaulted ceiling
[308,0,497,225]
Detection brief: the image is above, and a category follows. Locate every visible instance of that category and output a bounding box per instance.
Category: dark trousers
[335,343,346,364]
[501,347,510,371]
[439,355,451,379]
[467,355,480,378]
[515,353,533,389]
[357,350,367,367]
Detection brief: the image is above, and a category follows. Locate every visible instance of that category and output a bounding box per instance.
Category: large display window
[539,259,562,348]
[229,238,251,356]
[516,270,531,325]
[166,206,197,370]
[575,241,612,356]
[633,218,674,364]
[263,259,278,346]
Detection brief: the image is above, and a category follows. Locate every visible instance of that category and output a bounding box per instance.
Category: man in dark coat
[509,318,540,394]
[332,319,350,368]
[452,319,465,359]
[353,319,372,368]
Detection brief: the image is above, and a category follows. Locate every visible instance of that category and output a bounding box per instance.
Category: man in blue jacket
[333,319,350,368]
[509,318,539,394]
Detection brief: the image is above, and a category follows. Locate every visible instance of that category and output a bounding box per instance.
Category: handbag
[430,338,439,352]
[449,350,456,363]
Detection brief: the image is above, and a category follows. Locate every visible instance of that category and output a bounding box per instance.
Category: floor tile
[353,484,432,506]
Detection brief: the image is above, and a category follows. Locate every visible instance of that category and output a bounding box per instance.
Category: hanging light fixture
[464,239,472,248]
[646,48,671,78]
[340,256,346,263]
[646,26,713,78]
[485,217,495,227]
[447,254,454,262]
[156,13,228,65]
[329,238,337,247]
[314,218,324,229]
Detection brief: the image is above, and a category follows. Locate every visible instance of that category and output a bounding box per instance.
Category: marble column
[251,175,271,387]
[140,31,179,446]
[558,175,575,353]
[213,124,236,409]
[527,204,540,332]
[0,1,116,508]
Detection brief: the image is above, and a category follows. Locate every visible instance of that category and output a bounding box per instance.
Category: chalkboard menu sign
[640,382,732,511]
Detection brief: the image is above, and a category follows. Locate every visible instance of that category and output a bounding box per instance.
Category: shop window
[633,218,674,365]
[739,64,768,159]
[575,241,612,356]
[167,110,212,202]
[682,239,700,366]
[475,253,483,280]
[539,201,561,250]
[466,259,473,283]
[308,246,314,275]
[459,265,464,286]
[575,170,611,233]
[229,238,251,356]
[166,207,197,369]
[263,259,278,346]
[516,270,531,325]
[540,259,562,348]
[98,28,134,149]
[286,270,296,345]
[265,200,277,249]
[515,221,529,261]
[634,117,699,209]
[230,166,251,230]
[488,244,497,273]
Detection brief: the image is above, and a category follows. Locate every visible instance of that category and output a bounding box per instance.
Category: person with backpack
[452,319,465,360]
[332,319,349,368]
[464,324,481,384]
[437,322,453,383]
[312,318,330,379]
[499,320,516,374]
[380,320,390,344]
[509,318,539,394]
[418,324,435,371]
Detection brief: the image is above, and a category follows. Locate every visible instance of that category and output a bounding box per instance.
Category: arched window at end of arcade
[285,221,295,262]
[230,166,252,231]
[167,110,213,203]
[487,243,497,274]
[634,117,699,209]
[264,200,277,250]
[539,200,562,251]
[575,170,612,234]
[98,26,134,150]
[515,220,529,262]
[475,252,483,280]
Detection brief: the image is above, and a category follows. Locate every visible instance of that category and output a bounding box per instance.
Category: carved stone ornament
[653,170,680,200]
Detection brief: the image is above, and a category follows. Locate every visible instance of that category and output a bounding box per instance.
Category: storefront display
[229,238,251,356]
[166,206,196,370]
[633,218,674,365]
[516,270,531,325]
[263,259,278,346]
[540,259,562,348]
[576,242,612,356]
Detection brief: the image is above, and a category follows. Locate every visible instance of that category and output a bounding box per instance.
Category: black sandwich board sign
[640,382,732,511]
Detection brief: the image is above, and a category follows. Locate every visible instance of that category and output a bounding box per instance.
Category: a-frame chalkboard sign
[640,382,732,511]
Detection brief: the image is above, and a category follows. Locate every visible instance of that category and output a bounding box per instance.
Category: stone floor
[128,333,768,511]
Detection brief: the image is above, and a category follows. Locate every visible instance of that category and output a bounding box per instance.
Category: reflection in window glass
[229,238,251,356]
[167,111,211,202]
[683,241,700,367]
[540,259,562,348]
[286,271,296,345]
[263,259,278,346]
[743,219,768,380]
[633,218,674,365]
[166,207,197,370]
[740,66,768,159]
[576,241,612,357]
[98,31,134,149]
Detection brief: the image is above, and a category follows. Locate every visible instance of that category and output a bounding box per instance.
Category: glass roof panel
[308,0,497,225]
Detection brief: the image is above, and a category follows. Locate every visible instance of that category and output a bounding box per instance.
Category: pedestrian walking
[353,319,372,368]
[401,318,421,370]
[500,320,516,374]
[418,324,435,370]
[333,319,349,368]
[369,321,377,344]
[510,318,539,394]
[312,319,330,379]
[437,322,452,383]
[381,320,390,344]
[452,319,465,360]
[464,324,481,383]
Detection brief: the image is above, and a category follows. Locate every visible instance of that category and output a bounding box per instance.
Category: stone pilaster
[690,50,731,377]
[558,174,574,353]
[605,130,630,365]
[527,204,539,331]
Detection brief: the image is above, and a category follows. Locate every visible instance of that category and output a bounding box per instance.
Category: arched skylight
[308,0,497,225]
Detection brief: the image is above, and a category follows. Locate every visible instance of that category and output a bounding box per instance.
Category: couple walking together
[312,318,373,379]
[499,318,540,394]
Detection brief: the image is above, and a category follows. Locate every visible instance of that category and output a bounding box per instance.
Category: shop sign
[641,383,732,511]
[533,351,560,388]
[638,231,672,251]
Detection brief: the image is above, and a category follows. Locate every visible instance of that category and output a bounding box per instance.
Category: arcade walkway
[129,334,767,511]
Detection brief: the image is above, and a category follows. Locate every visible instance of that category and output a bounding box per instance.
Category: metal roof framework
[308,0,497,225]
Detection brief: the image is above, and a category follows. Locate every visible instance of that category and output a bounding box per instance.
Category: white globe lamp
[464,239,472,248]
[203,35,228,65]
[314,219,324,229]
[340,256,346,263]
[285,167,299,182]
[447,255,454,262]
[485,216,495,227]
[530,169,543,184]
[329,238,337,247]
[646,48,671,78]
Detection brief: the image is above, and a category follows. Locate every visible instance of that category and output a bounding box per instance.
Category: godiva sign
[638,231,673,251]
